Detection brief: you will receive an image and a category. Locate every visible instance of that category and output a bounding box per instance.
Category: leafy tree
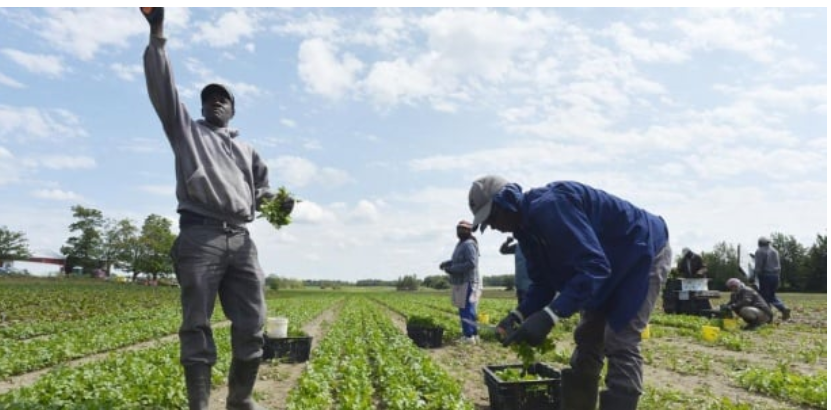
[396,274,420,291]
[101,218,139,277]
[701,241,740,291]
[60,205,105,275]
[770,232,807,291]
[134,214,176,282]
[804,234,827,293]
[265,275,305,291]
[483,274,515,288]
[0,226,30,265]
[422,275,450,290]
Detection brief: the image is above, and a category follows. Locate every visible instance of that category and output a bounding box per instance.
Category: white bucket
[267,317,288,338]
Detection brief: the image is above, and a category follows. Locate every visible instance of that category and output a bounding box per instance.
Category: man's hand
[140,7,164,27]
[280,197,295,215]
[496,310,523,338]
[502,307,557,347]
[439,261,450,271]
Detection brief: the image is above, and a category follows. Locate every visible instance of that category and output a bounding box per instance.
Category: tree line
[0,205,176,282]
[2,208,825,293]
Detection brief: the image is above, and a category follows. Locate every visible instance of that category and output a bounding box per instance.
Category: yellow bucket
[701,325,720,342]
[640,324,651,340]
[478,313,490,324]
[721,318,739,331]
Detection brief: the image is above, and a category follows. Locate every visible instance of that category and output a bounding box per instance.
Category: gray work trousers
[171,224,266,366]
[569,244,671,396]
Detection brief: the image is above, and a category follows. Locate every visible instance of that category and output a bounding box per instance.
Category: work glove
[139,7,164,26]
[502,307,558,347]
[496,310,524,339]
[280,196,296,215]
[439,261,450,271]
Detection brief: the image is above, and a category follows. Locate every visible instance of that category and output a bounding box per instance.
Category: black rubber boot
[226,359,265,410]
[599,390,639,410]
[184,364,212,410]
[559,368,599,410]
[781,308,791,321]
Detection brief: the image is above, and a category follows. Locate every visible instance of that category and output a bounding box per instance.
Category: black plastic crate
[406,325,444,348]
[262,336,312,363]
[483,363,561,410]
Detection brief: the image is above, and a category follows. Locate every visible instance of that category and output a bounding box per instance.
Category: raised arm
[141,7,192,143]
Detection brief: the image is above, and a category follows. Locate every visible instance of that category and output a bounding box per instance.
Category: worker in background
[499,236,531,304]
[722,278,773,330]
[677,248,707,278]
[754,236,791,321]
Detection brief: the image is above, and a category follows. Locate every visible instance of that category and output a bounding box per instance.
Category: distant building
[6,249,66,277]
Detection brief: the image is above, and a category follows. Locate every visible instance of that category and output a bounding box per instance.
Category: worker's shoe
[599,390,639,410]
[559,368,599,410]
[226,359,265,410]
[184,364,212,410]
[781,308,791,321]
[742,322,762,331]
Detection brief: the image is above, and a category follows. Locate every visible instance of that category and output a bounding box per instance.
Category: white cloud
[351,200,381,222]
[605,22,689,63]
[363,58,435,107]
[297,38,364,99]
[181,58,264,104]
[269,155,352,188]
[138,185,174,196]
[290,200,336,224]
[1,48,66,77]
[0,71,24,88]
[110,63,142,82]
[419,9,553,82]
[0,146,19,185]
[273,13,340,38]
[0,106,87,142]
[38,155,96,170]
[117,138,167,154]
[32,189,83,201]
[674,8,785,63]
[349,9,409,50]
[192,9,259,48]
[280,118,296,128]
[33,8,146,61]
[302,139,322,150]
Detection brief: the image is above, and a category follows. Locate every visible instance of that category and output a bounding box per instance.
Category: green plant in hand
[259,186,295,229]
[511,338,556,370]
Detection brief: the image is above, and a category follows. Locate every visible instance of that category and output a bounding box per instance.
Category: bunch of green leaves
[510,338,556,370]
[495,367,544,382]
[406,315,440,328]
[259,186,295,230]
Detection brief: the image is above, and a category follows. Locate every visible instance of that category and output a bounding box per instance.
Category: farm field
[0,277,825,409]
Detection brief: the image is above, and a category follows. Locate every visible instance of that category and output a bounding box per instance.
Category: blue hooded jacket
[495,181,668,331]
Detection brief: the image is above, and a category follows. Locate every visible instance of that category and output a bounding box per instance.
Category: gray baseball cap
[201,83,235,108]
[469,175,509,232]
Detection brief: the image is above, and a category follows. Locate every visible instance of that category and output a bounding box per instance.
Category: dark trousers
[459,284,478,337]
[758,274,787,312]
[570,245,671,396]
[171,225,266,366]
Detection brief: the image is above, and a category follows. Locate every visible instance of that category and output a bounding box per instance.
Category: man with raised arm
[141,8,292,410]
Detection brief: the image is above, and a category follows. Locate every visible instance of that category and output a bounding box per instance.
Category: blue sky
[0,8,826,281]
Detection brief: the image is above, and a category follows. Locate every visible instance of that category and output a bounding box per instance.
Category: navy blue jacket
[499,181,668,331]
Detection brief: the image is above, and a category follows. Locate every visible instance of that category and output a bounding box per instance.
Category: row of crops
[0,279,826,409]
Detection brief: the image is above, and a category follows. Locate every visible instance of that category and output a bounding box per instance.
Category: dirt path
[0,324,232,395]
[209,303,341,410]
[385,307,520,410]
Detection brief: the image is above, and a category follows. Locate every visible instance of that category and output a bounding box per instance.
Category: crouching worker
[723,278,773,331]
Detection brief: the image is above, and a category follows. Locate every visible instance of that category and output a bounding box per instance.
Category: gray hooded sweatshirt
[144,36,272,225]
